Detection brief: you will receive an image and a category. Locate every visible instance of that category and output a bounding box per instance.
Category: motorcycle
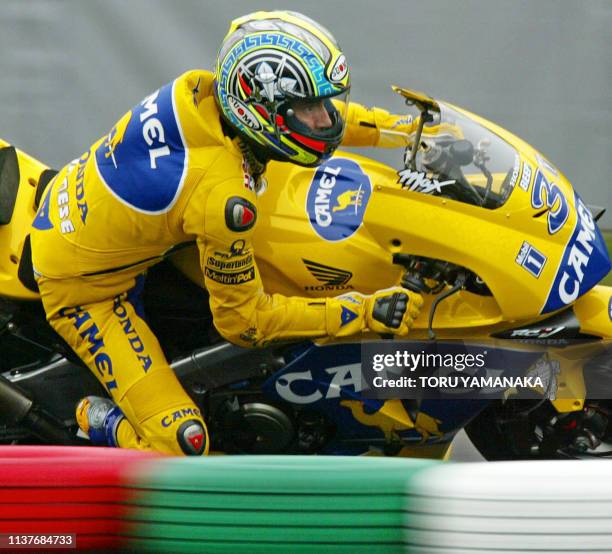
[0,86,611,460]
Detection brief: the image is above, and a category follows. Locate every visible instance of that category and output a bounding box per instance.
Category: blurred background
[1,1,610,459]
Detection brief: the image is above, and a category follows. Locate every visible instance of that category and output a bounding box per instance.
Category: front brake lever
[427,271,468,340]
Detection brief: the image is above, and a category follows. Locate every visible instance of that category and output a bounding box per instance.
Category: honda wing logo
[303,259,353,291]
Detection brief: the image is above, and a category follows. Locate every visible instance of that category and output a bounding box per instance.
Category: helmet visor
[285,90,349,143]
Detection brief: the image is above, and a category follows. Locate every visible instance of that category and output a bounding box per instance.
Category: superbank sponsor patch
[205,266,255,285]
[207,252,254,271]
[205,239,255,285]
[94,81,187,213]
[542,192,612,314]
[306,157,372,242]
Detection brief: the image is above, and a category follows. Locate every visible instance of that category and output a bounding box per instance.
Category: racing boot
[76,396,125,447]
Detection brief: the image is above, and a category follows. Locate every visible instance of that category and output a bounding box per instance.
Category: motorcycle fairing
[251,101,611,329]
[0,139,47,300]
[262,341,485,453]
[492,306,598,344]
[541,190,611,314]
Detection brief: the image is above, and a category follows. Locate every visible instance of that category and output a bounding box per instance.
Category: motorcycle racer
[30,10,423,455]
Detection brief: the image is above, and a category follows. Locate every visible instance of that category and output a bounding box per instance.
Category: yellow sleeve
[342,101,417,148]
[188,178,370,347]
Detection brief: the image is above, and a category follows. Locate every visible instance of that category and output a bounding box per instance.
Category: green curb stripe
[128,456,436,494]
[126,507,404,526]
[127,523,403,542]
[163,455,431,468]
[133,455,437,474]
[122,455,438,551]
[125,491,407,511]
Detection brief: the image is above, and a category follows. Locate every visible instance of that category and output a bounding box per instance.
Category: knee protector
[177,419,209,456]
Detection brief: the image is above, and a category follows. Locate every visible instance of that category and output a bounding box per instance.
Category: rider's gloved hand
[328,287,424,337]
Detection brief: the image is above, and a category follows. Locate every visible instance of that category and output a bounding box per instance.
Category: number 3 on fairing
[531,170,569,234]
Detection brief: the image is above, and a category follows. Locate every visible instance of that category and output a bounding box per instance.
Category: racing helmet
[214,11,350,167]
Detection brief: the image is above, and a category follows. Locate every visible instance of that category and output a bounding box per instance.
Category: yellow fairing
[0,138,47,300]
[173,95,612,417]
[171,136,612,341]
[171,144,612,342]
[250,159,519,332]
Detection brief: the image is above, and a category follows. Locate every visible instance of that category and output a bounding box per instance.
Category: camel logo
[103,110,132,168]
[542,192,611,313]
[307,157,372,242]
[340,399,443,443]
[333,188,364,214]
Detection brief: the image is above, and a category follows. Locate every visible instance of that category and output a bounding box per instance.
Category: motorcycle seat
[33,168,58,210]
[17,234,38,293]
[0,146,20,225]
[22,167,58,292]
[0,143,57,296]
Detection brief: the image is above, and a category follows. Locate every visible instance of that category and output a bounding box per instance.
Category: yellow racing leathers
[30,70,419,455]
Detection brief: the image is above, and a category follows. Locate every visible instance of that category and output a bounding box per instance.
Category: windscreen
[399,103,521,209]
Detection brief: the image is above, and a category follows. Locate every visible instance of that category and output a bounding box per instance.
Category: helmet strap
[238,138,268,187]
[220,116,268,186]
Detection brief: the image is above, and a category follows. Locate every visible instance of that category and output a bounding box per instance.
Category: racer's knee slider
[177,419,209,455]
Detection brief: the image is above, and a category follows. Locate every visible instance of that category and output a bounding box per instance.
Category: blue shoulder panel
[94,81,187,213]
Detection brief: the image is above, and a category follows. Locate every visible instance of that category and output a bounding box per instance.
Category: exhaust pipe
[0,375,74,444]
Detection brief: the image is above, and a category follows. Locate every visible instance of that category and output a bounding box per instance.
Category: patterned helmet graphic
[214,11,351,167]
